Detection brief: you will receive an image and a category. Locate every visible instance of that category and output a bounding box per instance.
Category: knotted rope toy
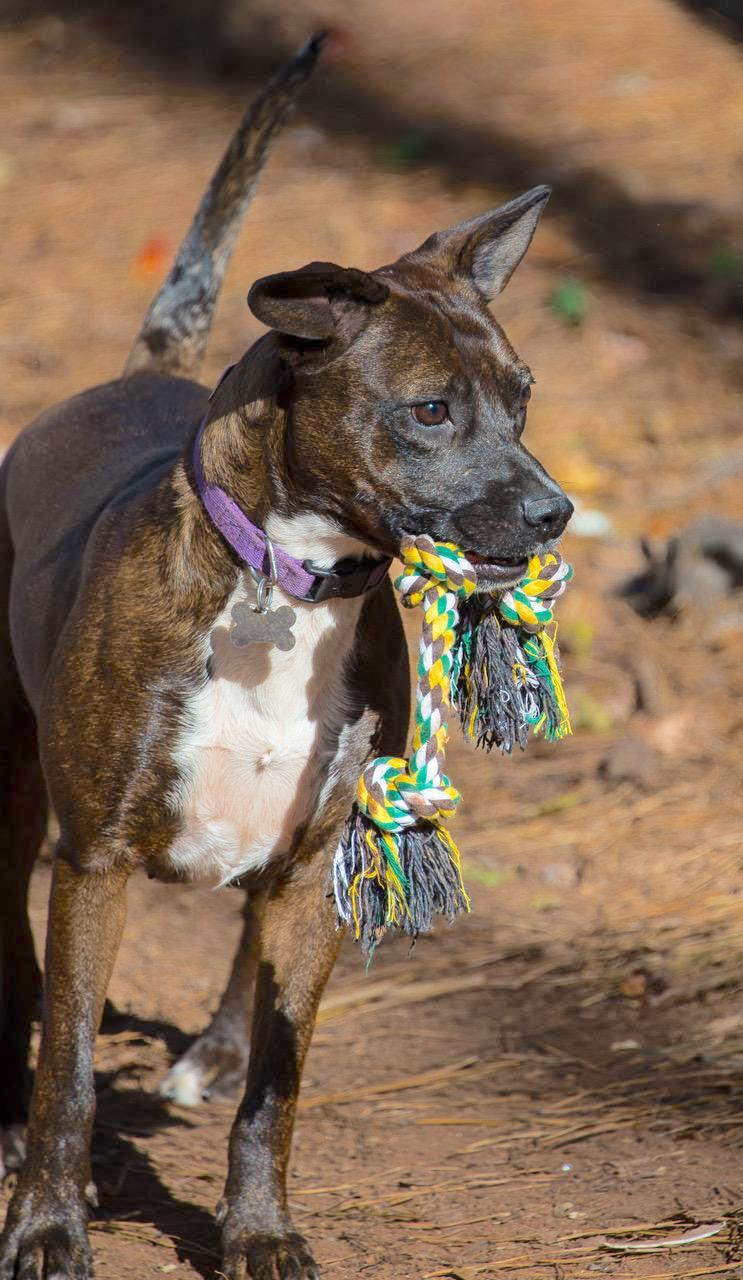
[332,535,573,954]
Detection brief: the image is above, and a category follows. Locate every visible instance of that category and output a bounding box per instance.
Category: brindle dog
[0,36,572,1280]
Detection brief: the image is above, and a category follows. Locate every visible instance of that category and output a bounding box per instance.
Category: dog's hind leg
[0,857,128,1279]
[159,889,265,1106]
[0,498,47,1182]
[0,697,46,1183]
[219,851,341,1280]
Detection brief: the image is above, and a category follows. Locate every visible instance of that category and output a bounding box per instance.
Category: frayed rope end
[333,808,470,956]
[453,599,571,754]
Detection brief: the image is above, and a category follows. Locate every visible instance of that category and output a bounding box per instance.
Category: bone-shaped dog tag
[230,601,296,651]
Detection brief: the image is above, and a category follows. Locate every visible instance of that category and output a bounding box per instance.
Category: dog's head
[247,185,572,588]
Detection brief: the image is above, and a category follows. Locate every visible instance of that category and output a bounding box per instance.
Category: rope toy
[333,536,573,954]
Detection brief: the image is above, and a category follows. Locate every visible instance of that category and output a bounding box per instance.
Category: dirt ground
[1,4,743,1278]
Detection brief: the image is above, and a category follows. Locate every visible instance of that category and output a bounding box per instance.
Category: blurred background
[1,3,743,1278]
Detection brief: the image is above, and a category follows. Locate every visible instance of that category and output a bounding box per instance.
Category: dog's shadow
[90,1124,219,1279]
[93,1003,220,1279]
[100,999,192,1064]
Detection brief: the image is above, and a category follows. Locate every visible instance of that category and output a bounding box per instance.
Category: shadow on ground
[3,0,743,319]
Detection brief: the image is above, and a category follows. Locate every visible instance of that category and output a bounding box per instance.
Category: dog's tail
[124,33,324,379]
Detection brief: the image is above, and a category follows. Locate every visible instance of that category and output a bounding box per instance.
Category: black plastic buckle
[299,555,392,603]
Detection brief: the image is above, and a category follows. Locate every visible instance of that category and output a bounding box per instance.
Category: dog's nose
[522,493,574,537]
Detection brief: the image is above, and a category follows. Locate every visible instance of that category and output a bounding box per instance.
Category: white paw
[158,1060,206,1107]
[0,1123,27,1181]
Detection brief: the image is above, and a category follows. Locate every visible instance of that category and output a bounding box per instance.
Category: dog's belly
[167,567,362,885]
[169,697,319,883]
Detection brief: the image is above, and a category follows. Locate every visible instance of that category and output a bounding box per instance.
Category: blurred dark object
[0,0,287,75]
[599,736,660,789]
[619,517,743,618]
[675,0,743,42]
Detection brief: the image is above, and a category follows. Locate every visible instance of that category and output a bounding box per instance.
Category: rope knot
[396,534,477,608]
[357,755,461,832]
[499,551,573,633]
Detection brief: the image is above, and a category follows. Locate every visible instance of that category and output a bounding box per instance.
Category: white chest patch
[167,515,368,886]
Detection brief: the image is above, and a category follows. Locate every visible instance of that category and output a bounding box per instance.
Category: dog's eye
[412,401,449,426]
[520,383,532,409]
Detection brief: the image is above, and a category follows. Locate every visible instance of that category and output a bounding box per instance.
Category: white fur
[166,514,369,886]
[160,1060,205,1106]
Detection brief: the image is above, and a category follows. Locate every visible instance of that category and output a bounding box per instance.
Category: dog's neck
[263,510,371,572]
[197,344,286,531]
[174,342,371,595]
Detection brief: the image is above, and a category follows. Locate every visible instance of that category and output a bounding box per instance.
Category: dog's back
[2,373,207,708]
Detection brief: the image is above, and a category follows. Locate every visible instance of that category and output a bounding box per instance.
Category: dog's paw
[0,1186,92,1280]
[159,1029,249,1106]
[221,1230,320,1280]
[0,1124,26,1183]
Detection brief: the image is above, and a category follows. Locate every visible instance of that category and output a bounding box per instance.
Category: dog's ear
[247,261,389,342]
[406,185,551,301]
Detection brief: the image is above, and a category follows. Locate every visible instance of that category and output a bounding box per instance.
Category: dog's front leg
[219,851,341,1280]
[0,857,128,1280]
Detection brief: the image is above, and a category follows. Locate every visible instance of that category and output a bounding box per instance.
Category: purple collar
[193,413,391,605]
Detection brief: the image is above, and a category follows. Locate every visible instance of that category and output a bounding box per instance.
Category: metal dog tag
[230,600,296,651]
[229,534,296,651]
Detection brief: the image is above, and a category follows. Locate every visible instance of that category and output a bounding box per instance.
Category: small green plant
[710,245,741,278]
[377,131,429,170]
[550,279,589,327]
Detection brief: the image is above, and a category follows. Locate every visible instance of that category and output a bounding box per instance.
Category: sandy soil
[1,5,743,1278]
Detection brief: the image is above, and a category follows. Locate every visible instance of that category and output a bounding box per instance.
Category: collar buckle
[299,555,392,603]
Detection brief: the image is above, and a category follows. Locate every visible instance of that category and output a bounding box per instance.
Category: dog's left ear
[248,261,389,343]
[406,185,551,301]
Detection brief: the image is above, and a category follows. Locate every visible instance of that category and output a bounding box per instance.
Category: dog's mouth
[467,551,529,590]
[394,523,531,591]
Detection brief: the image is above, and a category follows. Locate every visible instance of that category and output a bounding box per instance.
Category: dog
[0,35,572,1280]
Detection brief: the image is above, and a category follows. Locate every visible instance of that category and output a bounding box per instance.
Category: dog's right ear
[247,261,389,343]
